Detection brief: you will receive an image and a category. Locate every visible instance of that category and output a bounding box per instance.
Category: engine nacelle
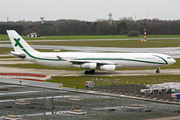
[100,65,116,71]
[80,63,97,69]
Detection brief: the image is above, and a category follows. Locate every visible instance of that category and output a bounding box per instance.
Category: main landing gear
[156,67,160,73]
[84,69,95,74]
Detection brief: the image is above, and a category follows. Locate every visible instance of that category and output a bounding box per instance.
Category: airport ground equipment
[85,81,95,88]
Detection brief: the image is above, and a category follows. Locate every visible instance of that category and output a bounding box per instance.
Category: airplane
[7,30,176,74]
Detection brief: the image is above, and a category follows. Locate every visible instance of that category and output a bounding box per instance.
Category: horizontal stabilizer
[10,51,26,59]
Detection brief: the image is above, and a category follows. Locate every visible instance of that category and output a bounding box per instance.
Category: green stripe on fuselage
[75,57,167,65]
[22,49,59,61]
[153,55,168,64]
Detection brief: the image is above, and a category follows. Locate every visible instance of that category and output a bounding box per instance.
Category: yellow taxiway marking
[173,74,179,75]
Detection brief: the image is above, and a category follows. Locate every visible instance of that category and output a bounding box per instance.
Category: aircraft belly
[118,60,161,68]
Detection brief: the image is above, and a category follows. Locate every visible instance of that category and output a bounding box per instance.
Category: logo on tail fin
[14,38,23,48]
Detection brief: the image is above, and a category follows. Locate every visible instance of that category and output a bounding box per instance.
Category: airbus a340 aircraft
[7,30,176,74]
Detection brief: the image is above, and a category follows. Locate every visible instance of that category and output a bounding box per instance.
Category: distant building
[27,33,39,38]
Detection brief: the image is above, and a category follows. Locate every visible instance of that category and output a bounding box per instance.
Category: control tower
[109,13,112,25]
[40,17,45,24]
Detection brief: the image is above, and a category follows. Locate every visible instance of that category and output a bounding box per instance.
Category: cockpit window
[167,57,172,59]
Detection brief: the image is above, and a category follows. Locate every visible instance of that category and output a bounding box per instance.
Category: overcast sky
[1,0,180,22]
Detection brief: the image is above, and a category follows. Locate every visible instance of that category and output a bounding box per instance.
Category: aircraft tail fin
[6,30,38,53]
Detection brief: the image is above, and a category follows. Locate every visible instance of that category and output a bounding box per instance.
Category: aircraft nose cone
[169,59,176,65]
[173,59,176,64]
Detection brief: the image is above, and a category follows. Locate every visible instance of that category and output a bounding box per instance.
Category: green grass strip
[1,34,180,41]
[48,75,180,89]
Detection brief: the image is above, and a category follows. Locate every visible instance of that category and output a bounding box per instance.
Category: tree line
[0,18,180,36]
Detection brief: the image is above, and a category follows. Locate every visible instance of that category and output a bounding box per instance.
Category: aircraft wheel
[156,67,160,73]
[90,69,95,74]
[84,71,89,74]
[156,70,160,73]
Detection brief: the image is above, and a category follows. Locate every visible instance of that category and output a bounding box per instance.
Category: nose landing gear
[156,67,160,73]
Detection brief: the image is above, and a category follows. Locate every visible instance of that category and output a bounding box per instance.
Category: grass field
[0,56,14,59]
[0,47,13,54]
[29,39,180,48]
[1,34,180,41]
[48,75,180,89]
[26,34,180,40]
[0,34,9,40]
[1,39,180,48]
[0,47,75,55]
[1,33,180,48]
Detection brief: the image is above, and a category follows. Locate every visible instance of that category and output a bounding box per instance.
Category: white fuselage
[24,52,176,69]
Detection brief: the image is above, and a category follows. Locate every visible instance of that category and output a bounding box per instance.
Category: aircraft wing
[57,56,117,65]
[69,60,116,65]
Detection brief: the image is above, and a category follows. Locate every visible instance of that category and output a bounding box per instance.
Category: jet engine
[100,65,116,71]
[80,63,97,69]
